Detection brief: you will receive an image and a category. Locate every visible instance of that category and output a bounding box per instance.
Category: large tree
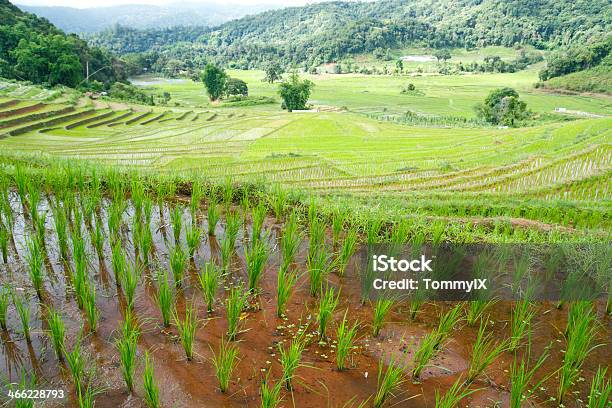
[201,63,227,101]
[225,77,248,97]
[476,88,529,127]
[278,72,314,112]
[265,61,283,83]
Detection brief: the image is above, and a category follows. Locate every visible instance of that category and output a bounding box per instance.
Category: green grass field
[1,68,610,236]
[140,68,611,119]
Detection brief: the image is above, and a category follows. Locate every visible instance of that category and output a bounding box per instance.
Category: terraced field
[1,75,611,238]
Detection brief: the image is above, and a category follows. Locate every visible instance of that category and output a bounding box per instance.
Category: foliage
[225,77,248,97]
[201,63,227,101]
[278,72,314,111]
[539,35,611,81]
[84,1,611,71]
[265,61,283,83]
[0,0,125,87]
[475,87,530,127]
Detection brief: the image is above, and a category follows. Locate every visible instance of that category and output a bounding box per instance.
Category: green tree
[265,62,283,83]
[434,49,452,62]
[278,72,314,112]
[225,77,248,97]
[475,87,529,127]
[395,59,404,73]
[201,63,227,101]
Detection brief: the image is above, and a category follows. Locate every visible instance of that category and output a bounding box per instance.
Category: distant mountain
[84,0,612,72]
[16,2,280,33]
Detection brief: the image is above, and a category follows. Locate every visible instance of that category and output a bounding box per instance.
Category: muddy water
[0,191,609,407]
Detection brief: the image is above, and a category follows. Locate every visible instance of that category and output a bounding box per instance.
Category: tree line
[0,0,126,88]
[85,0,611,75]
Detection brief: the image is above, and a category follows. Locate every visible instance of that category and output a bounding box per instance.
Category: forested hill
[86,0,611,70]
[0,0,126,88]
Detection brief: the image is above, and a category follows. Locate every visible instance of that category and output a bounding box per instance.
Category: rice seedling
[317,285,339,340]
[26,238,44,298]
[587,366,610,408]
[389,220,409,254]
[122,263,139,309]
[197,262,221,313]
[143,196,153,227]
[280,211,302,269]
[170,206,182,243]
[190,181,202,221]
[435,375,478,408]
[76,379,100,408]
[412,305,463,378]
[466,300,494,327]
[64,334,86,391]
[308,217,326,261]
[83,283,99,333]
[33,211,46,247]
[169,245,187,287]
[13,294,31,342]
[372,298,394,337]
[223,177,234,208]
[509,301,535,351]
[509,342,550,408]
[226,285,248,341]
[373,354,405,408]
[337,227,357,276]
[107,201,124,239]
[336,309,359,371]
[276,265,299,317]
[251,201,266,243]
[185,221,202,257]
[307,196,317,226]
[558,301,601,403]
[307,249,331,297]
[143,351,160,408]
[111,241,126,285]
[12,369,36,408]
[278,331,306,390]
[0,224,8,262]
[92,219,104,260]
[221,235,234,272]
[225,210,241,247]
[331,208,346,247]
[240,190,250,221]
[139,223,153,265]
[211,337,240,393]
[207,197,220,236]
[366,217,383,246]
[155,270,173,327]
[269,184,287,220]
[466,320,508,383]
[0,286,9,330]
[116,317,139,393]
[46,308,65,360]
[260,374,283,408]
[246,239,269,292]
[174,299,198,360]
[433,304,464,350]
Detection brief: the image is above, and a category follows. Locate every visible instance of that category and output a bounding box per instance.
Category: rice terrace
[0,0,611,407]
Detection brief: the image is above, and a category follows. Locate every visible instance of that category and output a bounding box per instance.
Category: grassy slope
[542,64,612,95]
[1,70,610,236]
[140,68,612,119]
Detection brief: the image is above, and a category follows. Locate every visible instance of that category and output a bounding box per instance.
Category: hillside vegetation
[0,0,126,87]
[538,36,612,94]
[86,0,611,71]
